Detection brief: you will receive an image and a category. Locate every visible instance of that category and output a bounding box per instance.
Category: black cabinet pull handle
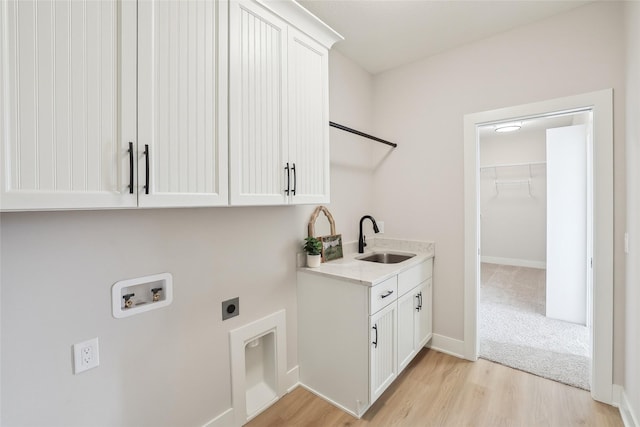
[284,163,290,195]
[372,324,378,348]
[381,290,394,299]
[144,144,150,194]
[128,142,134,194]
[416,294,421,311]
[292,163,297,195]
[419,292,423,310]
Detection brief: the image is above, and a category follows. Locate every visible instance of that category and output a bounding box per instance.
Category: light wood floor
[246,349,622,427]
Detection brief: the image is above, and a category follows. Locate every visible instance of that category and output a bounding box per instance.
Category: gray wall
[480,129,547,266]
[1,207,304,426]
[370,1,627,382]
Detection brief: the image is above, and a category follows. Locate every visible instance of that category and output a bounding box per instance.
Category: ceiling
[298,0,593,74]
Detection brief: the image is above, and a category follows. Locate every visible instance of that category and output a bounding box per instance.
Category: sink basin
[356,251,416,264]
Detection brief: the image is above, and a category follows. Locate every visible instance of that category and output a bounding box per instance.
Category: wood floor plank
[246,349,623,427]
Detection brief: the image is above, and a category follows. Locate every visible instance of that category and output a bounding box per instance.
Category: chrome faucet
[359,215,380,253]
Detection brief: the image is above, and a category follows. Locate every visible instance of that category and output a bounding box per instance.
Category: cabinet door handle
[128,142,134,194]
[144,144,150,195]
[372,324,378,348]
[418,292,423,310]
[284,163,290,195]
[415,294,421,311]
[292,163,297,196]
[381,290,394,299]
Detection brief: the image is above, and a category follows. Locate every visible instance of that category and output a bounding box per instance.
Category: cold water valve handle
[123,293,135,309]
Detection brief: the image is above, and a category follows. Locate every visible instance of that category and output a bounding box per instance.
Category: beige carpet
[479,263,590,390]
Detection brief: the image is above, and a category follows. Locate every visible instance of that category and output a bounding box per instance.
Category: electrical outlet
[222,297,240,321]
[73,337,100,374]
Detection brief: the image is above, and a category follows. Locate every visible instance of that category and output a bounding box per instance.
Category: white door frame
[463,89,614,404]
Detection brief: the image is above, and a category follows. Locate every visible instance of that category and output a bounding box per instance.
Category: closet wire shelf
[480,161,546,197]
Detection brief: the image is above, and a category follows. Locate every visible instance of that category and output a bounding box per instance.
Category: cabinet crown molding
[253,0,344,48]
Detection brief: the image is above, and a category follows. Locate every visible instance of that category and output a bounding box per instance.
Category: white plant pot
[307,254,321,268]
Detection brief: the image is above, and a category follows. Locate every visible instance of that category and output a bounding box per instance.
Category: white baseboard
[287,365,300,392]
[617,385,640,427]
[481,256,546,269]
[202,408,234,427]
[428,334,465,359]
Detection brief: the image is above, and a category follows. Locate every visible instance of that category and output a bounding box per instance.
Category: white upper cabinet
[1,0,137,210]
[229,0,288,205]
[138,0,228,207]
[228,0,341,206]
[287,28,330,204]
[1,0,338,210]
[1,0,227,211]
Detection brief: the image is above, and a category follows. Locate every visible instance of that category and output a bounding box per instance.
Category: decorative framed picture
[320,234,343,262]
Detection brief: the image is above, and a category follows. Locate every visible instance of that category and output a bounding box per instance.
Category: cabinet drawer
[398,259,433,296]
[370,276,398,314]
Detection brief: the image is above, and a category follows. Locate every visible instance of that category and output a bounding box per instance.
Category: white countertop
[298,238,435,286]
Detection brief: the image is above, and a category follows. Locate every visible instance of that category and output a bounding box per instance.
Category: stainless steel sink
[356,251,416,264]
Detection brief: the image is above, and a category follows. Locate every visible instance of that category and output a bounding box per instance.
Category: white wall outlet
[377,221,385,234]
[73,337,99,374]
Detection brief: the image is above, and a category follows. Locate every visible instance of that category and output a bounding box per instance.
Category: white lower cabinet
[418,278,433,348]
[297,258,433,418]
[397,286,419,372]
[370,300,397,402]
[397,278,433,373]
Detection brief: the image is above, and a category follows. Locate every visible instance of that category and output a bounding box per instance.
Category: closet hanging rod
[329,121,397,148]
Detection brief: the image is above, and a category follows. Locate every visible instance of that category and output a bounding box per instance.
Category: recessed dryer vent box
[112,273,173,319]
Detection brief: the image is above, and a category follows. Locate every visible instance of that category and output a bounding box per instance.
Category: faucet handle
[363,235,367,248]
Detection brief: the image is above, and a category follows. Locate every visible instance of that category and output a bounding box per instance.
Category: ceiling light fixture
[495,122,522,133]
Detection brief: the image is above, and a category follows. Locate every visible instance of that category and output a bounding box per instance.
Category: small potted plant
[303,236,323,268]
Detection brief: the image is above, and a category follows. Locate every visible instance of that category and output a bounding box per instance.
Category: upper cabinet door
[228,0,288,206]
[287,28,330,205]
[137,0,228,208]
[0,0,137,211]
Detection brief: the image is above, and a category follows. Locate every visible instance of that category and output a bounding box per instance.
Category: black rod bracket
[329,121,397,148]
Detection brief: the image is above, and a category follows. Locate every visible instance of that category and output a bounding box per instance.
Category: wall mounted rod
[329,121,397,148]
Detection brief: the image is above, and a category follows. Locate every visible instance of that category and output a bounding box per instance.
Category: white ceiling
[298,0,593,74]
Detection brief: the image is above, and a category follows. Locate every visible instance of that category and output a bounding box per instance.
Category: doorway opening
[463,89,614,404]
[477,111,592,390]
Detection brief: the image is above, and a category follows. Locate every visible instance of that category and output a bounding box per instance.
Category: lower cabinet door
[416,278,433,347]
[369,302,397,403]
[397,289,418,373]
